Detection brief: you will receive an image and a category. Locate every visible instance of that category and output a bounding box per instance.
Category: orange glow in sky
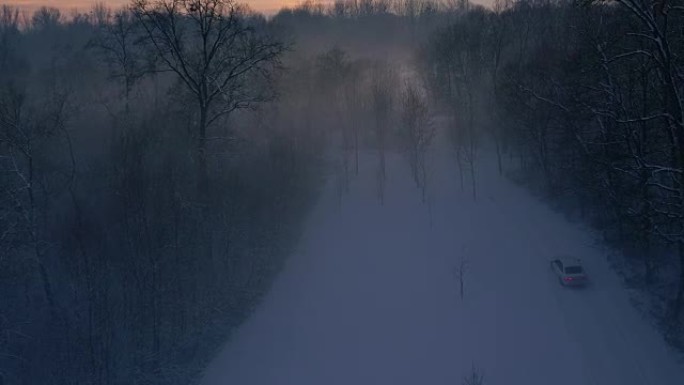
[4,0,305,16]
[6,0,492,17]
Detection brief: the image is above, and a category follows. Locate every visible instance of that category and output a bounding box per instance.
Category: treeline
[268,2,445,206]
[271,0,473,57]
[302,46,434,205]
[0,1,325,384]
[422,0,684,346]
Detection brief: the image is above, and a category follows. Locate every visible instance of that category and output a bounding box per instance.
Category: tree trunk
[456,151,465,192]
[354,126,359,176]
[28,148,57,314]
[198,105,209,197]
[673,240,684,322]
[36,258,55,312]
[468,90,477,200]
[470,158,477,201]
[495,137,503,175]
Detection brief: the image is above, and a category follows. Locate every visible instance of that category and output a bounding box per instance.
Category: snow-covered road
[200,127,684,385]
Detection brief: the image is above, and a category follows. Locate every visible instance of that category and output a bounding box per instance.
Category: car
[550,257,587,286]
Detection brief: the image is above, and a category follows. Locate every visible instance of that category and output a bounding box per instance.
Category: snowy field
[200,126,684,385]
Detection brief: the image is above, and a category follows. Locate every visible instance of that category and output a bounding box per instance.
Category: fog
[1,1,683,384]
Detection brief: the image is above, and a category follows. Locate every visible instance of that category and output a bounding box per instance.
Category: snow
[200,124,684,385]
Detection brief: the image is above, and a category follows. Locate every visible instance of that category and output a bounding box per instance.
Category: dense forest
[0,0,683,383]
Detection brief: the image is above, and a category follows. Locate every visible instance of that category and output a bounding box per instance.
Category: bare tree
[488,1,511,175]
[316,47,354,191]
[132,0,284,192]
[370,61,396,205]
[0,83,71,315]
[343,60,364,176]
[90,7,148,116]
[401,80,434,202]
[31,6,61,31]
[0,6,20,76]
[453,257,469,300]
[425,10,487,200]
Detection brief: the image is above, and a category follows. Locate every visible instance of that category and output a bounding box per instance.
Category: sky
[5,0,303,16]
[5,0,491,17]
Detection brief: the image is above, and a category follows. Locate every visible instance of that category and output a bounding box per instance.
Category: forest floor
[199,123,684,385]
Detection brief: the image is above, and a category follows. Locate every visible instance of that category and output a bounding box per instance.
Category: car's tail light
[564,277,573,281]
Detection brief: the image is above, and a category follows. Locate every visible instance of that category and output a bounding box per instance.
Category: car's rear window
[565,266,583,274]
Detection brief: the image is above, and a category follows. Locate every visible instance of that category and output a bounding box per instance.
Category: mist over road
[201,125,684,385]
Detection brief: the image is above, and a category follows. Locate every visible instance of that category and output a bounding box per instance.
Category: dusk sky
[7,0,303,16]
[6,0,491,17]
